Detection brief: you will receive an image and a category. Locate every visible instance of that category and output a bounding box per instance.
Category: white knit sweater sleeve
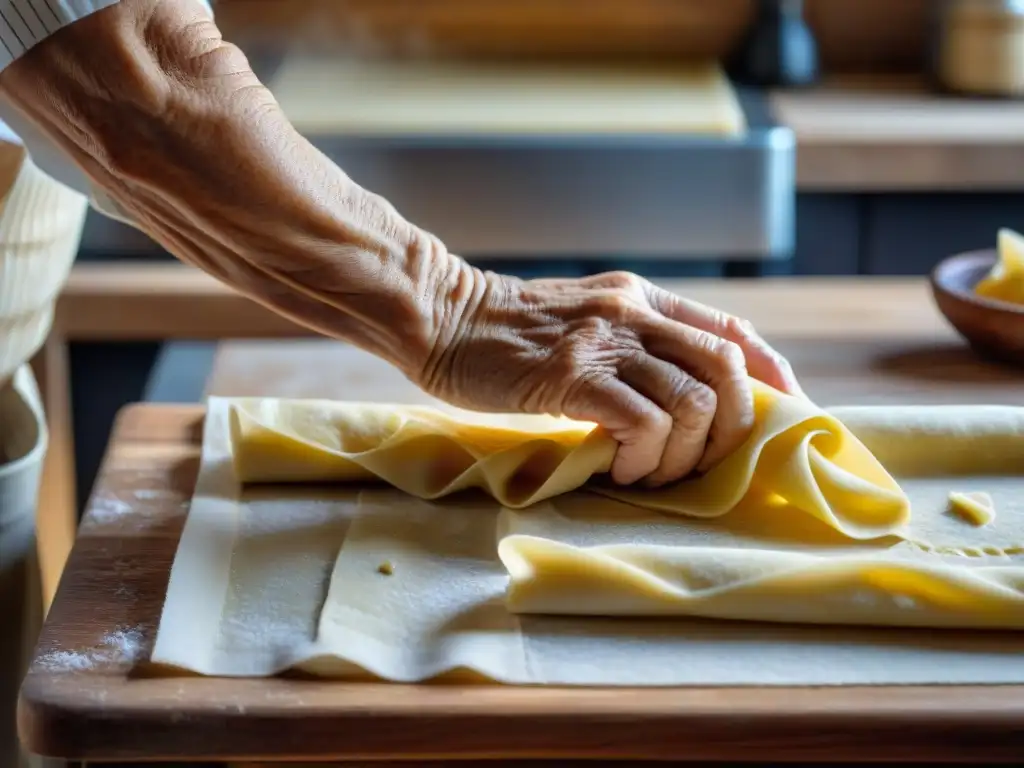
[0,154,88,383]
[0,0,214,381]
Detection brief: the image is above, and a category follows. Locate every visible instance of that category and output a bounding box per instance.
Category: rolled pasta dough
[230,380,909,539]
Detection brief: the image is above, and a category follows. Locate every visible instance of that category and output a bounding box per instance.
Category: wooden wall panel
[217,0,750,61]
[217,0,930,72]
[807,0,930,73]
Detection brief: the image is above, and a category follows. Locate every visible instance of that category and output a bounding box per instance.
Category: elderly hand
[421,268,802,487]
[0,0,802,488]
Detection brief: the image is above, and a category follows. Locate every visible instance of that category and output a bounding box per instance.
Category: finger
[619,355,716,486]
[647,287,805,397]
[636,314,755,473]
[722,320,804,399]
[560,375,671,486]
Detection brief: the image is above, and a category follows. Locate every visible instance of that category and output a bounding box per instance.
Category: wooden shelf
[773,75,1024,191]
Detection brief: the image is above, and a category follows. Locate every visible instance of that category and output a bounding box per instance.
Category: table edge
[18,676,1024,761]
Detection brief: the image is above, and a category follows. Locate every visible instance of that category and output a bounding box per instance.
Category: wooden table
[22,279,1024,764]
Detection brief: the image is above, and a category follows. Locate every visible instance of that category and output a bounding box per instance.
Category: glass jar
[935,0,1024,96]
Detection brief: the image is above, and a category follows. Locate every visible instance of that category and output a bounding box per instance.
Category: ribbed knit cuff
[0,153,88,383]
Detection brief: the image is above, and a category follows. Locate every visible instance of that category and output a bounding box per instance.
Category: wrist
[325,227,480,380]
[416,259,502,398]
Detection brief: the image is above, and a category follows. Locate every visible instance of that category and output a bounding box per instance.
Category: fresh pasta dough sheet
[151,392,1024,686]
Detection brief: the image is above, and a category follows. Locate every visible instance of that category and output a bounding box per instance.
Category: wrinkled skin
[428,270,802,485]
[0,0,802,486]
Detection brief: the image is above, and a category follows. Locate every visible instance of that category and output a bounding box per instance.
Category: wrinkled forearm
[0,0,477,378]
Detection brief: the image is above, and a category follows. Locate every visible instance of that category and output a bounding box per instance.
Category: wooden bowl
[930,249,1024,366]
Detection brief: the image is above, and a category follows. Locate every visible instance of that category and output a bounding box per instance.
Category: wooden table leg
[29,334,78,613]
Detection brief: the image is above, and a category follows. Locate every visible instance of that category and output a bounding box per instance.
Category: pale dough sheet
[152,392,1024,685]
[270,58,745,136]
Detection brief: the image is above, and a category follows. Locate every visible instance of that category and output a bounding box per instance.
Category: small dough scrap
[975,228,1024,305]
[948,491,996,527]
[228,380,908,540]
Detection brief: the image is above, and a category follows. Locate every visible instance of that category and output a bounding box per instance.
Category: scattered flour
[133,489,174,501]
[87,492,189,523]
[34,626,145,672]
[88,496,134,524]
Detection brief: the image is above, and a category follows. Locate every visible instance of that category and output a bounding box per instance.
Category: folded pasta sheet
[216,385,1024,630]
[151,394,1024,685]
[501,404,1024,627]
[229,381,909,539]
[229,398,613,508]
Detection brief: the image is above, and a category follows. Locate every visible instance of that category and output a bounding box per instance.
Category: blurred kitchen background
[67,0,1024,509]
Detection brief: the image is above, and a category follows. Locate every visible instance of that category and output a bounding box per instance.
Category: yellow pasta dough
[948,491,995,527]
[224,386,1024,630]
[230,400,612,508]
[975,228,1024,305]
[499,407,1024,628]
[230,380,908,540]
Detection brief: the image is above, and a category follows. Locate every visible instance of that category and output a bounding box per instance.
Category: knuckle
[557,366,608,413]
[557,335,627,388]
[724,313,759,341]
[649,286,679,314]
[699,333,747,378]
[718,339,748,376]
[557,344,599,384]
[692,329,720,353]
[669,376,717,420]
[589,291,635,323]
[681,378,718,414]
[642,407,674,439]
[601,270,643,292]
[576,313,612,337]
[553,350,582,383]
